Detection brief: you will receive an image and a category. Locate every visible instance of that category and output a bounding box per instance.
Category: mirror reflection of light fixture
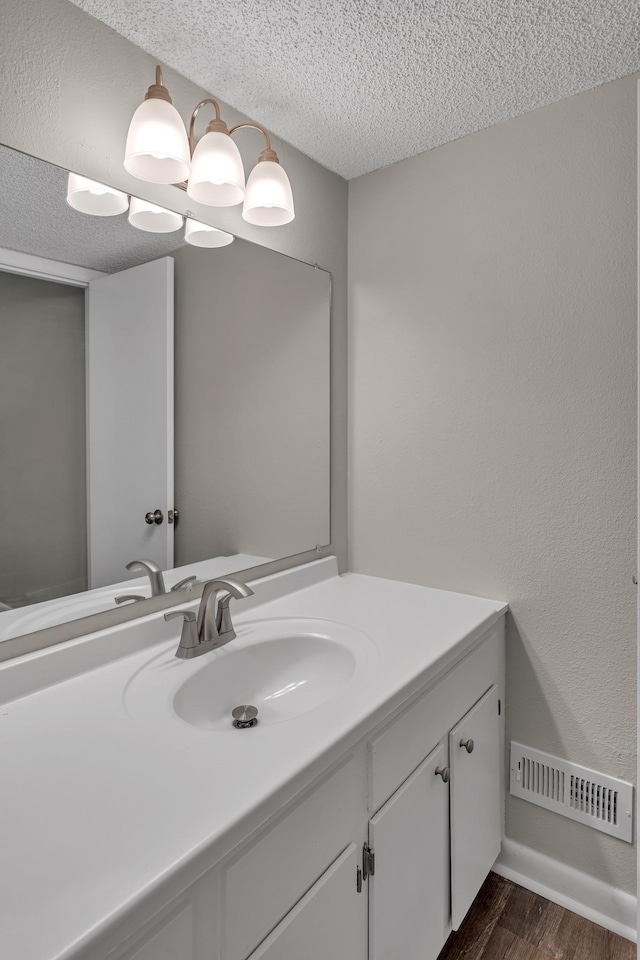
[66,173,129,216]
[124,66,295,225]
[128,197,183,233]
[64,177,237,249]
[184,218,234,248]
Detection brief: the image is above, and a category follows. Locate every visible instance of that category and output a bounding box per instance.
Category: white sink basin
[124,617,377,732]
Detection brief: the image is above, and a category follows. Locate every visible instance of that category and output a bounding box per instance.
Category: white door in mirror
[86,257,174,588]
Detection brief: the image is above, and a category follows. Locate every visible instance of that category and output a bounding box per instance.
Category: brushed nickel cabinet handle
[460,738,474,753]
[435,765,450,783]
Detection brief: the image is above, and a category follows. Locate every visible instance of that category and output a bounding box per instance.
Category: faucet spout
[126,559,166,597]
[197,577,254,646]
[165,577,254,659]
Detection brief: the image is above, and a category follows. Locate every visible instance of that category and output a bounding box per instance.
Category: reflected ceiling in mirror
[0,145,330,643]
[0,145,192,272]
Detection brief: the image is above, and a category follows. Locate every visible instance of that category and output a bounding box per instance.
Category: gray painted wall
[0,272,87,606]
[172,240,330,565]
[349,73,637,893]
[0,0,347,654]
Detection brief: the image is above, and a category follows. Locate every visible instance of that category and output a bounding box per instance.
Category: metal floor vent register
[509,742,633,843]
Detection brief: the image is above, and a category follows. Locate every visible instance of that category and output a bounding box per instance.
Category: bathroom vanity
[0,558,507,960]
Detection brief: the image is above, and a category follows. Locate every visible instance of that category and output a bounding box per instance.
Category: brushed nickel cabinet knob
[460,738,474,753]
[435,765,450,783]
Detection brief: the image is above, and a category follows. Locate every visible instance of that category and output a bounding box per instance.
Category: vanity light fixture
[242,156,295,227]
[124,67,295,226]
[66,173,129,217]
[124,70,191,185]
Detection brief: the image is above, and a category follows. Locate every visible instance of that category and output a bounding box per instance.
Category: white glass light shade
[124,98,191,184]
[66,173,129,216]
[186,132,245,206]
[242,161,294,226]
[184,219,234,248]
[128,197,183,233]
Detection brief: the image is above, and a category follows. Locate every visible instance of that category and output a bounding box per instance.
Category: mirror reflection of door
[0,257,174,603]
[87,258,174,588]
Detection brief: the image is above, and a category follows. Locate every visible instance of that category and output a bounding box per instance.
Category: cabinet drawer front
[450,684,501,929]
[222,754,359,960]
[369,628,500,813]
[369,742,450,960]
[247,844,365,960]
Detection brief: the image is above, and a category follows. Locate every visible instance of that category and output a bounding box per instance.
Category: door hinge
[356,866,362,893]
[362,842,375,880]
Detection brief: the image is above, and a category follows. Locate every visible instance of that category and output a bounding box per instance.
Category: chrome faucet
[115,559,197,605]
[165,577,254,659]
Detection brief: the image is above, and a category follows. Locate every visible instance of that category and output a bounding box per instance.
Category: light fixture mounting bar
[188,98,228,154]
[229,123,279,163]
[145,65,172,104]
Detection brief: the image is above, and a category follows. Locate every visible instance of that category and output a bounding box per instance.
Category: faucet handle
[115,594,146,605]
[164,609,196,621]
[171,575,197,593]
[165,609,199,658]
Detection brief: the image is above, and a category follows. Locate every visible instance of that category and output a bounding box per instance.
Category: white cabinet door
[86,257,174,588]
[112,903,193,960]
[369,743,450,960]
[222,756,359,960]
[247,843,366,960]
[449,684,501,929]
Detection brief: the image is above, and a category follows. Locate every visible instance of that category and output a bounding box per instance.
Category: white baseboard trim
[494,838,637,943]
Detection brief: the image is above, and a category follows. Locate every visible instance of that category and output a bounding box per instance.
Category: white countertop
[0,559,506,960]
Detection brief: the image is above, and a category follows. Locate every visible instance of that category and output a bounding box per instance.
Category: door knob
[435,765,450,783]
[460,738,474,754]
[145,509,164,525]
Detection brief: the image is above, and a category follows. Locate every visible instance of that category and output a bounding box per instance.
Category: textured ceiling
[69,0,640,179]
[0,146,186,273]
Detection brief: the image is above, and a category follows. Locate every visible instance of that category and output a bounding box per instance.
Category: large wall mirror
[0,144,331,643]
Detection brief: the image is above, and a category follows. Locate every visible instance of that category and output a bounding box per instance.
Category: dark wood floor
[437,873,636,960]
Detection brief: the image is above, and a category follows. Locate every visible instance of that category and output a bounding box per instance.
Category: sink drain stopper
[232,704,258,729]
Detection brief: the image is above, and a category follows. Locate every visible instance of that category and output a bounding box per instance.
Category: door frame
[0,247,105,287]
[0,248,111,588]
